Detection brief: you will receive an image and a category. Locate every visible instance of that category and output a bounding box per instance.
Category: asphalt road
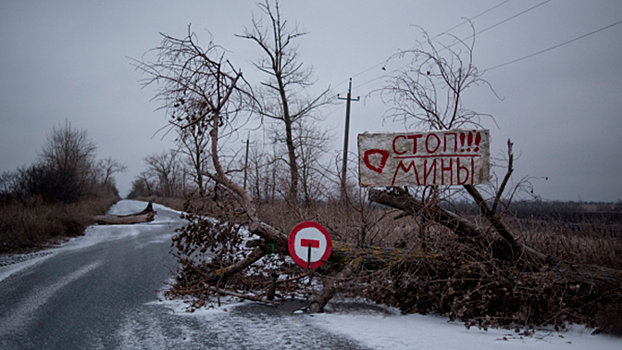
[0,201,368,350]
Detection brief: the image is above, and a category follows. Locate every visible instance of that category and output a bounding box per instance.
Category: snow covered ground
[159,295,622,350]
[309,310,621,350]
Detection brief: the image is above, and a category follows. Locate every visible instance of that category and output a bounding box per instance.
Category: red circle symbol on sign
[288,221,332,269]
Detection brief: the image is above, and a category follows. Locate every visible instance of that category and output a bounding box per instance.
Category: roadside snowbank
[158,294,621,350]
[0,200,172,283]
[308,310,621,350]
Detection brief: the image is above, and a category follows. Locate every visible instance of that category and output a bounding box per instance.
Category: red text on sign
[391,131,483,156]
[391,157,475,186]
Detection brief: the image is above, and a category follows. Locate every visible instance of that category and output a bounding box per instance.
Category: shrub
[0,196,118,253]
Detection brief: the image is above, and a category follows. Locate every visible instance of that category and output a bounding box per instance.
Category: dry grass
[0,196,119,253]
[183,196,622,273]
[258,200,622,334]
[257,200,422,248]
[509,217,622,270]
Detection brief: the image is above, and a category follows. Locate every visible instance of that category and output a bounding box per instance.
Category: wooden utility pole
[338,78,359,198]
[243,132,251,190]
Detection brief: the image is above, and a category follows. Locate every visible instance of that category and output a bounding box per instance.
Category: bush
[0,196,119,253]
[17,162,81,203]
[364,239,622,332]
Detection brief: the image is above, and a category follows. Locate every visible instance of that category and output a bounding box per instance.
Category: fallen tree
[368,187,622,290]
[94,202,155,225]
[189,220,437,286]
[171,190,622,316]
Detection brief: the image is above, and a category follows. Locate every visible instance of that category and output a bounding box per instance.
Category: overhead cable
[332,0,514,93]
[354,0,552,91]
[486,18,622,71]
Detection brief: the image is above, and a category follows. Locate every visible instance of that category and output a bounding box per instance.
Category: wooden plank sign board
[358,129,490,187]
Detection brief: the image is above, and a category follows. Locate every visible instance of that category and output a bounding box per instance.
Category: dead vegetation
[0,121,125,253]
[512,216,622,270]
[0,196,119,253]
[165,188,622,335]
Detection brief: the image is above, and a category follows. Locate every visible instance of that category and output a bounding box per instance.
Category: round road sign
[288,221,332,269]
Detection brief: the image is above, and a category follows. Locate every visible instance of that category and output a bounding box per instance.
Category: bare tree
[96,157,127,195]
[40,120,98,194]
[379,25,520,250]
[144,150,182,198]
[127,171,155,199]
[40,120,97,171]
[177,124,210,196]
[242,137,269,203]
[292,118,332,205]
[237,0,332,205]
[381,25,496,131]
[134,24,256,216]
[371,25,622,306]
[3,121,125,202]
[34,120,106,200]
[0,171,19,198]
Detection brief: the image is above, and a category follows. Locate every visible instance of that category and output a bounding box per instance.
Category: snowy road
[0,200,620,350]
[0,201,365,350]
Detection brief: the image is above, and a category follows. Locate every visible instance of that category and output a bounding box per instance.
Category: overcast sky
[1,0,621,202]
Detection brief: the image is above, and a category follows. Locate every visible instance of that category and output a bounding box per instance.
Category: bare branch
[491,139,514,215]
[377,22,497,131]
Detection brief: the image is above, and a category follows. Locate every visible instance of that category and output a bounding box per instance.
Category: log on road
[94,202,156,225]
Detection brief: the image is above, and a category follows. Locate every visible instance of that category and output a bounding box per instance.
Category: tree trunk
[202,245,269,285]
[281,92,299,205]
[368,188,622,290]
[309,260,361,313]
[93,202,155,225]
[94,213,155,225]
[248,221,437,270]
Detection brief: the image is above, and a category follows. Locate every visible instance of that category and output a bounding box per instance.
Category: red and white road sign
[288,221,332,269]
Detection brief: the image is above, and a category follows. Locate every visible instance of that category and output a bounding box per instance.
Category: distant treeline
[0,121,125,204]
[0,121,124,252]
[508,200,622,222]
[447,198,622,222]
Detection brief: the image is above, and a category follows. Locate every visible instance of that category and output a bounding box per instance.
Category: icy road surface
[0,200,620,350]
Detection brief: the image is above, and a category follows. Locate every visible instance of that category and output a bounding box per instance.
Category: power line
[353,0,553,92]
[441,0,513,35]
[331,0,514,93]
[342,16,622,118]
[471,0,551,39]
[485,18,622,71]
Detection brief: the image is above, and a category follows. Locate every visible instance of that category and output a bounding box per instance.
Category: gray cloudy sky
[1,0,621,202]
